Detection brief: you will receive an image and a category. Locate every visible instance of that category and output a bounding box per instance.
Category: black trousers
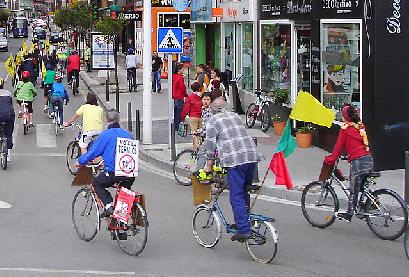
[0,114,15,149]
[93,171,135,206]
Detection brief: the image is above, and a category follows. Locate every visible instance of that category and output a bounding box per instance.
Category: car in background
[0,36,8,52]
[49,31,63,43]
[33,27,46,40]
[33,19,47,29]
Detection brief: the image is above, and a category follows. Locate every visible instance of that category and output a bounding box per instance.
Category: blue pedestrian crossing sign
[157,27,183,54]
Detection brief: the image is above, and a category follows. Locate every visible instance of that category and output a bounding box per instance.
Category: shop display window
[242,23,253,91]
[260,23,291,94]
[224,23,235,77]
[296,29,311,92]
[321,22,361,121]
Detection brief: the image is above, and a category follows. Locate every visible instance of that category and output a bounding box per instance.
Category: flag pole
[249,168,270,212]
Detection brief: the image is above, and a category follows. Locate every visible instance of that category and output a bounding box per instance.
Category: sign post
[157,27,183,160]
[143,0,152,144]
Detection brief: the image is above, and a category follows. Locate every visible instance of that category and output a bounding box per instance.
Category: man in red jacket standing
[181,82,203,151]
[67,50,80,88]
[172,63,187,129]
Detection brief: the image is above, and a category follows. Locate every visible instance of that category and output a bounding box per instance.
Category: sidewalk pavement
[79,62,406,202]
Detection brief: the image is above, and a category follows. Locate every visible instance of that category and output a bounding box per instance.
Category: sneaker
[100,206,114,218]
[231,233,253,243]
[336,212,353,223]
[43,106,48,113]
[49,112,54,119]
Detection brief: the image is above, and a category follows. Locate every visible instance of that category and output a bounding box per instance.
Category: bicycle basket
[178,122,189,137]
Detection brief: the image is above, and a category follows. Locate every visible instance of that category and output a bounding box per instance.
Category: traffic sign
[157,27,183,54]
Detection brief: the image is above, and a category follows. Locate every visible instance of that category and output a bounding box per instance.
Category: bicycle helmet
[106,109,120,123]
[54,74,63,82]
[22,71,30,79]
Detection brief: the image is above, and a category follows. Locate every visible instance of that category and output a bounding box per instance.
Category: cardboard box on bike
[71,167,93,186]
[192,174,211,206]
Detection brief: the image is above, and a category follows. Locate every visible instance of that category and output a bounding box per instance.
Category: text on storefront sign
[386,0,401,34]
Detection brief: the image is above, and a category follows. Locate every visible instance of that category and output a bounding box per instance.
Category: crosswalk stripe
[36,124,57,148]
[0,200,12,209]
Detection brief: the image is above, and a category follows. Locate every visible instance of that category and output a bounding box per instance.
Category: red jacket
[67,54,80,75]
[172,73,187,100]
[324,124,370,165]
[181,93,202,120]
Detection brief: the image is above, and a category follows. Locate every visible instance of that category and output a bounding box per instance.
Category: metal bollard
[127,102,132,131]
[105,79,109,102]
[405,151,409,204]
[171,123,176,161]
[135,110,141,141]
[252,137,260,183]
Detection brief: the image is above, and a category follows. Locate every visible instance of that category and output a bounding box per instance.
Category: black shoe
[152,90,156,92]
[111,232,127,240]
[231,233,252,243]
[100,206,114,218]
[336,212,352,223]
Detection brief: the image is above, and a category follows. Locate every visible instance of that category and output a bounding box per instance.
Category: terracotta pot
[273,121,286,136]
[296,132,313,148]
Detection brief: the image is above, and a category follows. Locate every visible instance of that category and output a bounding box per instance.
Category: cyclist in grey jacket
[0,78,15,161]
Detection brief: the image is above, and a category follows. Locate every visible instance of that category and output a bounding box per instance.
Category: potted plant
[271,114,286,136]
[273,89,289,106]
[296,124,315,148]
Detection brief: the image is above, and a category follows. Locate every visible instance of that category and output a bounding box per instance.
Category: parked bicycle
[192,171,278,264]
[72,161,148,256]
[245,89,272,132]
[0,122,8,170]
[66,123,98,175]
[301,157,408,240]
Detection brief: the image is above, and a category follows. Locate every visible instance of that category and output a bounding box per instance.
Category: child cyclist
[43,64,56,113]
[14,70,37,127]
[49,74,69,128]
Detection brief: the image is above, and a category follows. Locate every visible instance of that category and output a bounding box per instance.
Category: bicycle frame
[21,102,28,125]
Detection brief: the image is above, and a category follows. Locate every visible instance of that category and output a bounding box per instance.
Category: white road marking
[0,200,12,209]
[36,124,57,148]
[0,268,135,275]
[13,152,65,157]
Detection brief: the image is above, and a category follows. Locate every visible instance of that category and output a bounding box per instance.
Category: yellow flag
[42,61,46,81]
[4,54,16,76]
[289,91,335,128]
[29,43,35,53]
[22,41,27,55]
[15,52,22,66]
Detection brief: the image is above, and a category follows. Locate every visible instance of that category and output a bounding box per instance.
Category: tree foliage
[95,16,125,36]
[0,10,10,24]
[54,4,95,32]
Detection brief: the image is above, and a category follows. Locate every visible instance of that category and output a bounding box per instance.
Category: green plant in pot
[271,113,286,136]
[274,89,289,106]
[296,123,315,148]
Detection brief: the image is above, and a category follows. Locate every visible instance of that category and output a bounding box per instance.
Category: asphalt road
[0,32,408,277]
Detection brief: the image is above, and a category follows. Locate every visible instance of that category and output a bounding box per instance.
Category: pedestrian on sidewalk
[181,82,202,151]
[172,63,187,129]
[84,43,91,72]
[203,92,263,243]
[195,64,210,93]
[207,68,225,94]
[152,51,163,93]
[324,104,373,223]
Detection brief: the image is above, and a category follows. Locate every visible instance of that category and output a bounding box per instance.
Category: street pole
[142,0,152,144]
[168,54,173,158]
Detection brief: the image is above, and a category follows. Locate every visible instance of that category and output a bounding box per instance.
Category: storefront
[258,0,409,170]
[220,0,255,92]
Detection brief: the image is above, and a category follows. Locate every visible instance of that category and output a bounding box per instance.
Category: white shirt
[126,54,137,69]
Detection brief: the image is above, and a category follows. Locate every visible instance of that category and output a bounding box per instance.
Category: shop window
[296,29,311,92]
[224,23,235,78]
[321,22,361,121]
[260,23,291,95]
[242,23,253,91]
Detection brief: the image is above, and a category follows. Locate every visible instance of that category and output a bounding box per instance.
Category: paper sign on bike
[112,187,136,223]
[115,138,139,177]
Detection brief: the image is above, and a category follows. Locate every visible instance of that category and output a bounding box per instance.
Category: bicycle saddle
[367,172,381,178]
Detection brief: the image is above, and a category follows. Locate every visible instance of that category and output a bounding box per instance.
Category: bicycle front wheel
[301,181,339,228]
[115,203,148,256]
[365,189,408,240]
[0,138,7,170]
[245,103,257,128]
[72,187,99,241]
[66,141,81,175]
[260,103,270,132]
[173,149,197,186]
[404,226,409,260]
[246,219,278,264]
[192,205,221,248]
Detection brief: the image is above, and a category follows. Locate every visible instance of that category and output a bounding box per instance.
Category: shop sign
[118,11,143,21]
[191,0,213,22]
[386,0,401,34]
[259,0,314,20]
[320,0,362,17]
[219,0,254,22]
[152,0,174,7]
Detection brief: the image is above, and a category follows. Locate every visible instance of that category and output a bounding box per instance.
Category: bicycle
[66,123,98,175]
[127,68,136,92]
[405,226,409,260]
[20,101,29,135]
[72,162,148,256]
[0,122,8,170]
[53,100,62,136]
[71,71,78,96]
[301,157,408,240]
[192,172,278,264]
[245,89,272,132]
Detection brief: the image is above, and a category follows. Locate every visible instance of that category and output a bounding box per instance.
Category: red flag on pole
[269,152,293,190]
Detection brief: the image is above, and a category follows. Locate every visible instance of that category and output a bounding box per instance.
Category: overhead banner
[91,33,115,70]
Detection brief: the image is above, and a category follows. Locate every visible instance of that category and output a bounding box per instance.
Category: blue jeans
[227,163,256,234]
[51,96,64,125]
[174,99,184,129]
[152,71,161,92]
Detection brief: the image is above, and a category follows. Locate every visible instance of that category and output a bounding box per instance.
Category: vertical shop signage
[386,0,401,34]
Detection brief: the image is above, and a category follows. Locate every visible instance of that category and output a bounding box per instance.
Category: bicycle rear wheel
[245,103,257,128]
[72,187,99,241]
[173,149,197,186]
[192,205,221,248]
[72,78,78,96]
[115,203,148,256]
[66,141,81,175]
[246,219,278,264]
[54,110,60,136]
[404,226,409,260]
[365,189,408,240]
[301,181,339,228]
[260,103,270,132]
[0,138,7,170]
